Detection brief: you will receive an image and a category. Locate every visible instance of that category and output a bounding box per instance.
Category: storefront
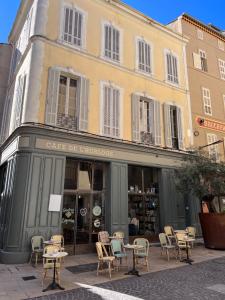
[0,125,200,263]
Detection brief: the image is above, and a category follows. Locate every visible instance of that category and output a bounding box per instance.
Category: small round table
[42,251,68,292]
[124,244,144,277]
[180,238,195,265]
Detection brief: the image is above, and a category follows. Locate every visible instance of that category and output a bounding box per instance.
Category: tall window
[104,24,120,62]
[207,133,219,161]
[131,95,161,146]
[13,75,27,130]
[164,103,183,150]
[57,75,78,129]
[137,39,152,74]
[197,29,204,40]
[102,84,120,138]
[199,50,208,72]
[63,7,84,47]
[45,68,89,132]
[165,51,179,84]
[218,59,225,80]
[218,40,225,51]
[202,87,212,115]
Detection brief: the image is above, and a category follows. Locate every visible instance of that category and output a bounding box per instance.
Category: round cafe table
[124,244,144,277]
[42,251,68,292]
[180,237,195,265]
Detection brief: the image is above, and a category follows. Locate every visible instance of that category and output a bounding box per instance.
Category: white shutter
[112,88,120,137]
[45,68,60,126]
[176,107,184,150]
[153,100,161,146]
[103,85,111,135]
[163,103,172,148]
[14,75,26,129]
[78,77,89,131]
[193,52,201,69]
[131,94,140,142]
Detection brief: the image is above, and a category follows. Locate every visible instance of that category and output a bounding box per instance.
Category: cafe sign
[196,117,225,133]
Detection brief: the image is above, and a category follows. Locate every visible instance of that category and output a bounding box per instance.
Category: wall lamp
[198,139,224,150]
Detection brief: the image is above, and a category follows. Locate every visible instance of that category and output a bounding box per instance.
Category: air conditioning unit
[140,131,154,145]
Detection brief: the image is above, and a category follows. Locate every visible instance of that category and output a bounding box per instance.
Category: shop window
[207,133,219,161]
[128,166,159,237]
[78,162,92,190]
[93,163,104,191]
[64,159,78,190]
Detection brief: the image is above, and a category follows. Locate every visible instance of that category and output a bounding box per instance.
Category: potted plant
[175,150,225,249]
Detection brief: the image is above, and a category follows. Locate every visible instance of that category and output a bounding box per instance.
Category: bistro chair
[50,235,65,251]
[164,225,176,244]
[133,238,150,271]
[98,231,111,254]
[42,245,61,286]
[159,233,176,261]
[96,242,115,278]
[110,239,127,269]
[186,226,196,248]
[113,231,125,244]
[29,236,44,266]
[175,233,191,260]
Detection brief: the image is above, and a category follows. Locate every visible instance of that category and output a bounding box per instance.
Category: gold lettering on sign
[38,139,114,158]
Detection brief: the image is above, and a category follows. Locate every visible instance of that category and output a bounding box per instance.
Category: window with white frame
[102,84,120,138]
[202,87,212,115]
[163,103,184,150]
[137,39,152,74]
[13,74,27,131]
[207,133,219,161]
[218,59,225,80]
[63,6,84,47]
[57,75,78,129]
[165,51,179,84]
[45,68,89,132]
[199,50,208,72]
[197,29,203,40]
[218,40,225,51]
[131,94,161,145]
[103,24,120,62]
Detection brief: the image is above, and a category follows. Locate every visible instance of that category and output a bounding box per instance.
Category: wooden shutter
[131,94,140,142]
[45,68,60,126]
[163,103,172,148]
[78,77,89,131]
[193,52,201,69]
[112,88,120,137]
[153,100,161,146]
[176,107,184,150]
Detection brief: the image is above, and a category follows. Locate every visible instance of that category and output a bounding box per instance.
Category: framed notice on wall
[48,194,62,212]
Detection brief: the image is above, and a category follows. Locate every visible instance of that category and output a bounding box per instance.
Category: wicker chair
[175,233,191,260]
[96,242,115,278]
[164,226,176,244]
[133,238,150,271]
[159,233,176,261]
[110,239,127,269]
[42,245,61,286]
[30,236,44,266]
[186,227,196,248]
[50,235,65,251]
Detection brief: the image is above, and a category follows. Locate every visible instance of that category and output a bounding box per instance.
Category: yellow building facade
[0,0,196,263]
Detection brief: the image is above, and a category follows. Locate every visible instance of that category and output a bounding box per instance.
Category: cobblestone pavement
[27,256,225,300]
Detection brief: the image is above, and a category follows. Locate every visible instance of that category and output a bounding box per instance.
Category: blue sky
[1,0,225,43]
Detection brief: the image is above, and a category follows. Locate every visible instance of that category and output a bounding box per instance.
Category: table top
[43,240,61,245]
[124,244,144,250]
[43,251,68,258]
[174,230,187,233]
[183,237,195,242]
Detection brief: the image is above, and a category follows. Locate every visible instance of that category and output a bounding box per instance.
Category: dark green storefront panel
[109,162,128,240]
[0,152,65,264]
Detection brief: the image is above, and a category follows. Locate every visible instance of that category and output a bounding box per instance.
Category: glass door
[75,194,91,244]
